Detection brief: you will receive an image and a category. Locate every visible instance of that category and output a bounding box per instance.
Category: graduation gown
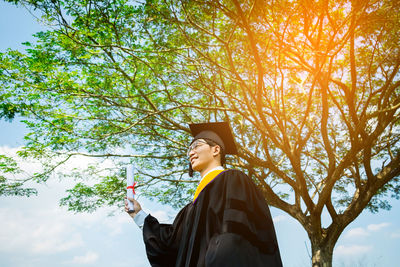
[142,169,283,267]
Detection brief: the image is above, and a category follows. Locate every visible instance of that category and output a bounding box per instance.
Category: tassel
[189,163,194,177]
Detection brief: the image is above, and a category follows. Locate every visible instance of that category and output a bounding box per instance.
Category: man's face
[188,139,219,172]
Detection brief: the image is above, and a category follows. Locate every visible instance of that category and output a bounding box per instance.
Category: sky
[0,1,399,267]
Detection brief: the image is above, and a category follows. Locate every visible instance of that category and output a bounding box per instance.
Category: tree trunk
[311,242,334,267]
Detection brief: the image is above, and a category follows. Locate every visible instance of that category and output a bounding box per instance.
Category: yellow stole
[193,169,225,203]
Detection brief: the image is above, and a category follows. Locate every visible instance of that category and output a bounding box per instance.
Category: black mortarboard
[189,122,238,155]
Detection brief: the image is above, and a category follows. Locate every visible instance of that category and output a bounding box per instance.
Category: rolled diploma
[126,165,135,212]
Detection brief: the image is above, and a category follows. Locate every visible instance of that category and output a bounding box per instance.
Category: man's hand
[125,197,142,219]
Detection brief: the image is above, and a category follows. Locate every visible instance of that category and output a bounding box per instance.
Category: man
[125,122,282,267]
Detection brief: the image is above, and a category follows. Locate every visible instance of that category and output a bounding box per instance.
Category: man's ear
[212,145,221,157]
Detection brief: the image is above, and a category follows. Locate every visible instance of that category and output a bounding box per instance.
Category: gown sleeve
[133,210,148,229]
[204,170,283,267]
[142,204,189,267]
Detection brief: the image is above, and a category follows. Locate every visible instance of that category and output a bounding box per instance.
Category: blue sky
[0,1,399,266]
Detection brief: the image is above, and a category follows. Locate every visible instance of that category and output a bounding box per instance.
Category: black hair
[188,138,226,177]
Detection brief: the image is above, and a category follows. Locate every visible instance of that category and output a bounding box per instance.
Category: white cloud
[367,222,390,232]
[0,201,133,258]
[70,251,99,264]
[345,222,391,239]
[151,210,171,223]
[335,244,372,256]
[0,146,43,179]
[32,233,84,254]
[0,207,84,255]
[0,145,136,257]
[390,232,400,239]
[273,215,287,223]
[0,145,116,185]
[101,213,131,236]
[345,227,369,238]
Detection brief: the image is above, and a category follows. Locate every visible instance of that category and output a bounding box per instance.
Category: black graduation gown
[142,169,283,267]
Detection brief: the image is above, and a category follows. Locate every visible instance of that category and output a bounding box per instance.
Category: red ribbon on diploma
[127,182,137,195]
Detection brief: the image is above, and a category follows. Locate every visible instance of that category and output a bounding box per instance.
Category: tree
[1,0,399,266]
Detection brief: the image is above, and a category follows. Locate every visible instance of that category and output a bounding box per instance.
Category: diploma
[126,164,136,213]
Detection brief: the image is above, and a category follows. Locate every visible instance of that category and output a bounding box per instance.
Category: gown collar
[201,166,224,180]
[193,166,225,203]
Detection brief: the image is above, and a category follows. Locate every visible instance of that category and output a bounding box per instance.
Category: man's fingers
[124,197,141,218]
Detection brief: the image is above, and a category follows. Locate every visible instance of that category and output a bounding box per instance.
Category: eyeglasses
[187,139,208,156]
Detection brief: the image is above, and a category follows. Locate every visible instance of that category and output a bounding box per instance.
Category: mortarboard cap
[189,122,238,155]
